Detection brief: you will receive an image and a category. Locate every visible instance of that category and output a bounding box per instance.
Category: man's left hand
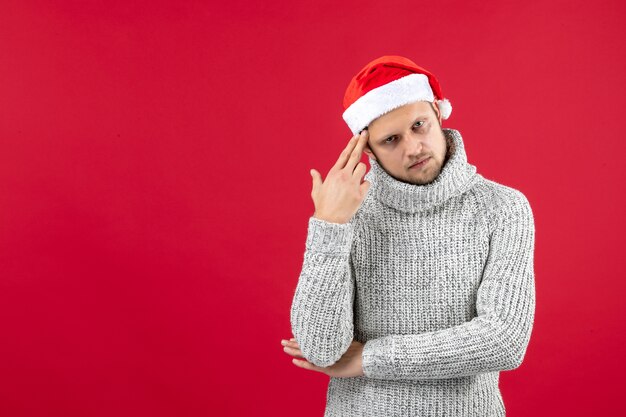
[280,338,365,378]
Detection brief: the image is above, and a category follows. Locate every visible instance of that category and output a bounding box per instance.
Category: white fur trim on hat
[436,98,452,120]
[342,73,452,135]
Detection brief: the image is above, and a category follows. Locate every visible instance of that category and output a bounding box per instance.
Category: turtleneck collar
[363,128,479,213]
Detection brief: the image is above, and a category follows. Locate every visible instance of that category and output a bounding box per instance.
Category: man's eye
[384,122,425,144]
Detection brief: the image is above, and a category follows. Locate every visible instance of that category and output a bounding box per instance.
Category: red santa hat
[342,55,452,135]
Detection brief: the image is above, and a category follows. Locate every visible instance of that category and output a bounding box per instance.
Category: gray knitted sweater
[290,128,536,417]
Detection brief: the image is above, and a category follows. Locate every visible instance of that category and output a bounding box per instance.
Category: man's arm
[290,216,356,368]
[362,192,536,380]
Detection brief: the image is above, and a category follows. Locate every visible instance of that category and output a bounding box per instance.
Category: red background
[1,0,624,416]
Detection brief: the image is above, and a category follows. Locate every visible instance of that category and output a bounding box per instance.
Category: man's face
[364,100,448,185]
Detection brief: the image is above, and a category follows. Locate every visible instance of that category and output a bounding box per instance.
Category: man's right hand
[310,129,371,224]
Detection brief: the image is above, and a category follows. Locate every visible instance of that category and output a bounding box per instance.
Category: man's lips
[409,157,430,169]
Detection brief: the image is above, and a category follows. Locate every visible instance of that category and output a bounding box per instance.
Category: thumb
[310,169,322,190]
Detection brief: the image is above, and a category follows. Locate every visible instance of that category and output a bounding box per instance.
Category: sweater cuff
[362,337,395,379]
[305,216,354,255]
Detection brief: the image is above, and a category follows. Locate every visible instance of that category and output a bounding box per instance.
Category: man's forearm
[290,216,356,367]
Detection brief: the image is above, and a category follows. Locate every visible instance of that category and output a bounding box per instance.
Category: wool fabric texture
[290,128,536,417]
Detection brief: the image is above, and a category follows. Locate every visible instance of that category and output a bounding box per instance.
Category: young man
[281,55,536,417]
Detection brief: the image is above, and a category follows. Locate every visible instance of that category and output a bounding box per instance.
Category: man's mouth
[409,157,430,169]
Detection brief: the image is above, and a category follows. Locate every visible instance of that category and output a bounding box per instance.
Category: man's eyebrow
[375,113,431,142]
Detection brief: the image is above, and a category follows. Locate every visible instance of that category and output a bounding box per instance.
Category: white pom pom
[436,98,452,120]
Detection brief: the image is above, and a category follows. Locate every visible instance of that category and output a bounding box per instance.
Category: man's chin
[397,173,436,186]
[407,167,443,185]
[409,177,436,186]
[382,163,441,185]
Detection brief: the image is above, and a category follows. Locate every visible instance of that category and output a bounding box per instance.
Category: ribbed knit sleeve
[361,193,536,380]
[290,216,356,367]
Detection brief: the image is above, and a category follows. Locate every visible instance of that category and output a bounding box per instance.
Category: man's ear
[363,142,376,161]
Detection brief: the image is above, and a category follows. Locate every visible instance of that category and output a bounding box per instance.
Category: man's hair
[428,101,442,127]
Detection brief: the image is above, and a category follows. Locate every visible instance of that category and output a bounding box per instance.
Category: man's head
[342,57,454,183]
[363,100,451,185]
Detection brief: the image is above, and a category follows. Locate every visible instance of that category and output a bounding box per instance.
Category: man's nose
[404,133,424,156]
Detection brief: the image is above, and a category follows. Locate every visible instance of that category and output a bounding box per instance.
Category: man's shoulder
[473,176,530,205]
[471,176,533,227]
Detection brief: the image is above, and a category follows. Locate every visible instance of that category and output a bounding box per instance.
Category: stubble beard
[406,131,454,186]
[370,129,454,186]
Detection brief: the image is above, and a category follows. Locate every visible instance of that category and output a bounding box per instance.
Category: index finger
[346,129,369,171]
[332,129,367,171]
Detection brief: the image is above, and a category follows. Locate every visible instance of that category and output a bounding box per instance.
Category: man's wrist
[313,212,349,224]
